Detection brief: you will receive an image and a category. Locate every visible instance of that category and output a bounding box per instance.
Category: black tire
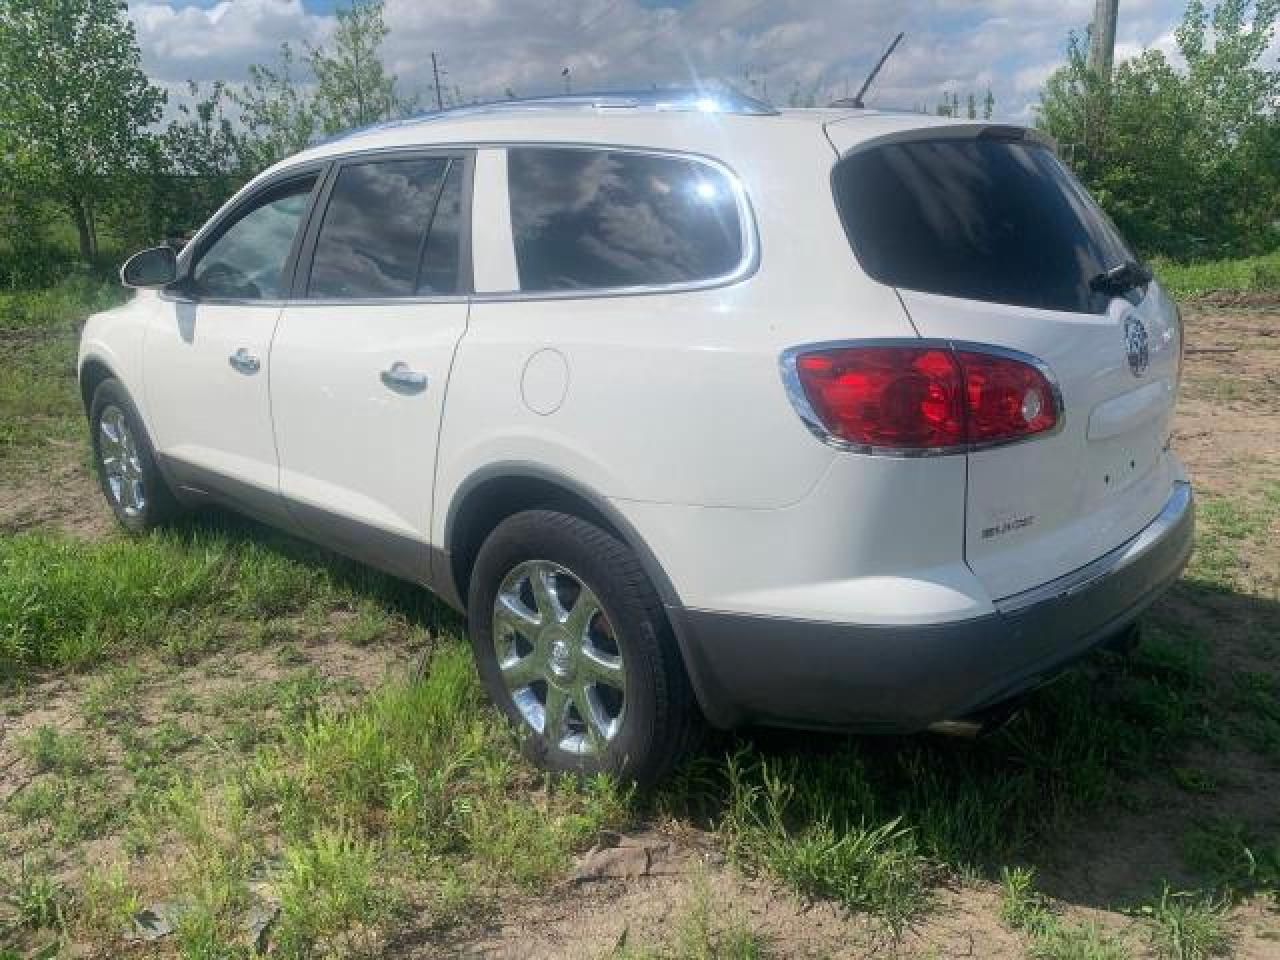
[467,509,700,786]
[89,378,179,534]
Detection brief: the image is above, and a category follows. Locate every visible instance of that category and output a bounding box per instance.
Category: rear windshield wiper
[1090,260,1153,296]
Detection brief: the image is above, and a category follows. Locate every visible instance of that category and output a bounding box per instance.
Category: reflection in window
[308,158,454,298]
[417,161,464,294]
[507,148,743,292]
[192,178,316,300]
[833,139,1137,314]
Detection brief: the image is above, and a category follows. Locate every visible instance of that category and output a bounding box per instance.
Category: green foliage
[613,876,768,959]
[274,828,390,958]
[0,0,166,262]
[308,1,414,135]
[1141,886,1229,960]
[1152,250,1280,298]
[4,860,66,931]
[1181,817,1280,896]
[1038,1,1280,259]
[19,726,93,775]
[230,43,318,171]
[1000,868,1132,959]
[720,751,930,934]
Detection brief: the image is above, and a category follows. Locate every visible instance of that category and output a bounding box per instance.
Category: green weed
[999,867,1130,958]
[613,875,767,959]
[3,860,66,931]
[721,751,929,935]
[274,828,390,959]
[1181,818,1280,897]
[19,725,93,774]
[1141,886,1228,960]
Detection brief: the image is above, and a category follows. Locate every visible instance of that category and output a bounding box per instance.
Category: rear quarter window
[507,147,745,293]
[832,136,1137,314]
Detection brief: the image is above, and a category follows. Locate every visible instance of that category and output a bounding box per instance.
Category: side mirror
[120,246,178,288]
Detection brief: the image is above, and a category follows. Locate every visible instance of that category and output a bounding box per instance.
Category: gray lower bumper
[668,482,1194,732]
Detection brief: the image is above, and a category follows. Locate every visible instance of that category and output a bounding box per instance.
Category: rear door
[269,151,471,583]
[827,124,1182,599]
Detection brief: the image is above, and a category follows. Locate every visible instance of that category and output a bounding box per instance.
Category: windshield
[832,136,1138,314]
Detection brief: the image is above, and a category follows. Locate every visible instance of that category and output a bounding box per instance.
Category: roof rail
[320,88,778,144]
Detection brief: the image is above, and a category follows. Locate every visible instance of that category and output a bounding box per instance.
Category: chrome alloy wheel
[98,405,146,517]
[493,560,627,755]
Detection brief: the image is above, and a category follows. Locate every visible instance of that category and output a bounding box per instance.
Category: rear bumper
[668,481,1194,731]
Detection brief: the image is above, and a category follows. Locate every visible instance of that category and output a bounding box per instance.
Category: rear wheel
[89,379,179,534]
[467,509,699,786]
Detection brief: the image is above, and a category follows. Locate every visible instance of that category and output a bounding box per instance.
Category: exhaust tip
[927,698,1026,739]
[927,720,985,739]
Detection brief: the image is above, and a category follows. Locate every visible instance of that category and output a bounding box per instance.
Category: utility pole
[431,52,444,110]
[1084,0,1118,170]
[1088,0,1119,80]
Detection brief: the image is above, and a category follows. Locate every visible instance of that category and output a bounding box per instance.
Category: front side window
[191,177,316,300]
[306,156,465,298]
[507,147,744,293]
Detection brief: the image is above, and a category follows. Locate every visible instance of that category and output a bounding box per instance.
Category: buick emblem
[1124,315,1149,377]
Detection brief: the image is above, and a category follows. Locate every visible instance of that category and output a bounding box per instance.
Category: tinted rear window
[307,157,461,298]
[507,148,744,292]
[832,137,1136,314]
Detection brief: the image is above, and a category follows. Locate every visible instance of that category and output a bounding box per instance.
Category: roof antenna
[833,32,904,109]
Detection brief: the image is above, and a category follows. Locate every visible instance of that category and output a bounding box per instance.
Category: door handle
[229,347,261,375]
[380,361,428,393]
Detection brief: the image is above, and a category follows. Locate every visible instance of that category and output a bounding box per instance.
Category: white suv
[80,92,1194,784]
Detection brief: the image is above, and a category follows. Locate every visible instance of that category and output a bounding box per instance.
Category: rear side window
[507,147,744,293]
[832,137,1136,314]
[307,156,464,298]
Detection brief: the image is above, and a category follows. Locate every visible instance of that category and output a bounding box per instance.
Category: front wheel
[467,510,700,786]
[89,379,179,534]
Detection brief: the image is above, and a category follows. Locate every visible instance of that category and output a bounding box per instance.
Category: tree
[1038,1,1280,258]
[231,42,317,171]
[157,82,246,237]
[0,0,165,263]
[308,0,413,135]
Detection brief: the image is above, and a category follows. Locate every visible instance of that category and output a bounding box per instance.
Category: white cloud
[128,0,1198,123]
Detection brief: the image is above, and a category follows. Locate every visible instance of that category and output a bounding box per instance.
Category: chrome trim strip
[994,480,1193,614]
[778,337,1067,458]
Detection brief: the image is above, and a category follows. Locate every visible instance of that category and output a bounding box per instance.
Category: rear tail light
[784,342,1059,453]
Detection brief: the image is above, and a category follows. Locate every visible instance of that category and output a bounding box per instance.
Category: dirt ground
[2,303,1278,958]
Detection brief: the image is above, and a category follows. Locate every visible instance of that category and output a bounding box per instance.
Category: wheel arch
[78,354,120,415]
[443,463,683,614]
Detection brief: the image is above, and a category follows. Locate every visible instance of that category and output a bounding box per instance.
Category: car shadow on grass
[656,578,1279,925]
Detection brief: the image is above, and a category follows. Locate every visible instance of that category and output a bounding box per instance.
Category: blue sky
[130,1,1264,123]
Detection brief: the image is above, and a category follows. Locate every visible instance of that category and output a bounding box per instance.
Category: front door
[269,152,471,583]
[143,172,320,524]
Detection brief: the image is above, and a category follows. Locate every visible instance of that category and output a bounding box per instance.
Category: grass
[698,615,1214,930]
[0,274,126,464]
[4,271,1280,952]
[999,867,1131,959]
[1140,886,1229,960]
[0,518,452,682]
[613,875,768,959]
[1152,249,1280,300]
[1180,817,1280,898]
